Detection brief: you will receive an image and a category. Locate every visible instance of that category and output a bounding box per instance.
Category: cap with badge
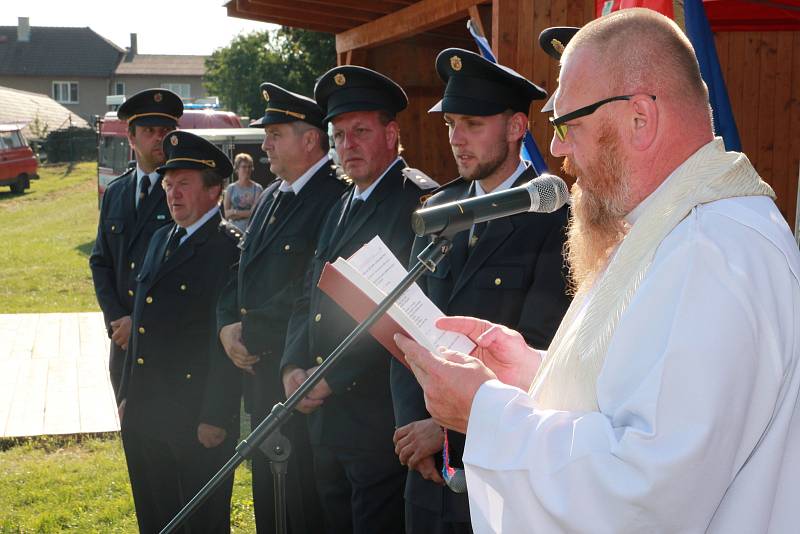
[429,48,546,116]
[539,26,580,61]
[157,131,233,182]
[117,88,183,127]
[250,83,325,130]
[538,26,580,113]
[314,65,408,122]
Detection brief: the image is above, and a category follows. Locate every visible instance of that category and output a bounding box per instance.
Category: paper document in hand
[320,236,475,359]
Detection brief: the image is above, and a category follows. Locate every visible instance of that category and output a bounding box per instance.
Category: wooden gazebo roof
[224,0,800,229]
[226,0,492,60]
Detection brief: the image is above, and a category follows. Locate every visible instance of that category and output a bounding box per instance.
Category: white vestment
[463,193,800,533]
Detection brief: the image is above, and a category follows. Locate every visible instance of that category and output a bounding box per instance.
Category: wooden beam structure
[227,0,349,33]
[281,0,417,16]
[335,0,489,53]
[250,0,379,25]
[222,0,800,226]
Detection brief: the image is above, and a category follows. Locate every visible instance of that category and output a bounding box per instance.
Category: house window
[160,83,191,98]
[114,82,125,96]
[53,81,79,104]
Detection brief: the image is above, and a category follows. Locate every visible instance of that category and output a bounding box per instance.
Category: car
[97,109,268,202]
[0,124,38,194]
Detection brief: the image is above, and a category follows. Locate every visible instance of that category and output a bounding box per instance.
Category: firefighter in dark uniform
[217,83,347,533]
[89,88,182,396]
[117,131,241,534]
[389,48,573,534]
[280,66,437,533]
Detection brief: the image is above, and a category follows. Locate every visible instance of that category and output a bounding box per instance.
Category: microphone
[445,468,467,494]
[411,174,570,237]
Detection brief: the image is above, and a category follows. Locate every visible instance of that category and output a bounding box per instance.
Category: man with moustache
[280,65,436,533]
[118,131,241,533]
[390,49,570,533]
[217,83,345,533]
[394,9,800,533]
[90,88,181,396]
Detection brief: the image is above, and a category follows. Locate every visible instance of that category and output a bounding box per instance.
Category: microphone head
[445,468,468,493]
[527,173,570,212]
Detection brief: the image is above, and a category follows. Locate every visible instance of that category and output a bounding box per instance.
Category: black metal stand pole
[160,235,453,534]
[261,429,290,534]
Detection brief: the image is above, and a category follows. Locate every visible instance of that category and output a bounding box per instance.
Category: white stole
[530,138,776,411]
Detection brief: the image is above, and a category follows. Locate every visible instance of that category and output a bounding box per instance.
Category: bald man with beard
[394,8,800,534]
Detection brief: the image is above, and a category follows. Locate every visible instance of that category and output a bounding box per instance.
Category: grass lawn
[0,432,256,533]
[0,163,256,532]
[0,162,100,313]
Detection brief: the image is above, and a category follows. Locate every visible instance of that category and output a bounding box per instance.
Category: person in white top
[395,8,800,534]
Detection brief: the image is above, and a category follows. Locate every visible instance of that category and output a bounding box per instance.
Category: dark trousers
[121,423,235,534]
[312,444,406,534]
[109,342,125,397]
[251,413,324,533]
[405,501,473,534]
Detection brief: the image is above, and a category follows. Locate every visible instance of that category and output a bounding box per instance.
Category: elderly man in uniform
[118,131,241,534]
[280,65,436,533]
[396,9,800,533]
[390,49,571,534]
[90,88,181,396]
[217,83,346,533]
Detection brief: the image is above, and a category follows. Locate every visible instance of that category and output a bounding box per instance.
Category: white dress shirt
[353,156,404,201]
[178,206,219,246]
[279,155,330,194]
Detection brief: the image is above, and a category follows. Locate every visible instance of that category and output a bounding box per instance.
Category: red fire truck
[97,108,271,201]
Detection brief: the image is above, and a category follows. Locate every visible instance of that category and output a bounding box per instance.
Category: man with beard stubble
[390,48,570,533]
[90,89,181,396]
[394,9,800,533]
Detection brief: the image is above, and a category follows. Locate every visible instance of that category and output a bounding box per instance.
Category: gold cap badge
[170,135,178,146]
[262,89,270,102]
[450,55,462,71]
[551,38,565,55]
[334,73,346,86]
[154,92,163,103]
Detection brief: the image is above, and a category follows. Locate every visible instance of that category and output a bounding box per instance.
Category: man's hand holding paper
[436,316,542,391]
[395,333,496,434]
[394,316,543,433]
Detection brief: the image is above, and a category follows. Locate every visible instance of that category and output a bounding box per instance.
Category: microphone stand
[160,234,455,534]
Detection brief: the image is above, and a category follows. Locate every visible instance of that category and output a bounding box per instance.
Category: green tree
[204,28,336,121]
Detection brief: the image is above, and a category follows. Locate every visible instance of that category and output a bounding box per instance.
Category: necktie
[163,227,187,262]
[469,221,487,250]
[343,197,364,228]
[268,190,296,226]
[138,174,151,208]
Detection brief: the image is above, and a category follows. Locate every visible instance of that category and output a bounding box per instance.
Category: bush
[43,127,96,163]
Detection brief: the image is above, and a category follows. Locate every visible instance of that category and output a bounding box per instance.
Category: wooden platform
[0,312,119,438]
